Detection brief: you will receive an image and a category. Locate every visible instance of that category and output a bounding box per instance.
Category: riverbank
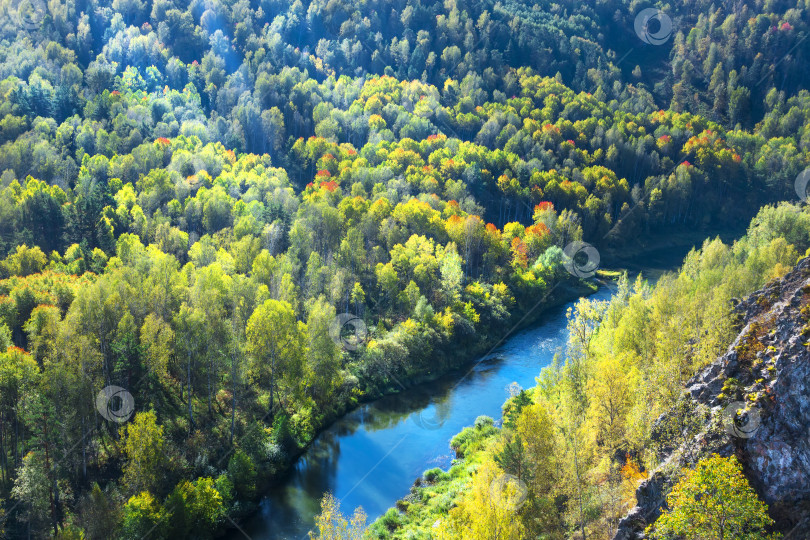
[363,272,663,537]
[223,238,699,539]
[220,274,597,538]
[600,225,748,271]
[231,282,620,538]
[364,209,804,539]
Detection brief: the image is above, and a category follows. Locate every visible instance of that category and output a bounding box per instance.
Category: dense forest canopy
[1,0,809,254]
[0,0,808,537]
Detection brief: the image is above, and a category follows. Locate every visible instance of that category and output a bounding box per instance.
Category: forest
[0,0,808,537]
[358,202,809,539]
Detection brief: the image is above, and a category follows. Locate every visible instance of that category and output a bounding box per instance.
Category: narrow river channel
[234,269,668,539]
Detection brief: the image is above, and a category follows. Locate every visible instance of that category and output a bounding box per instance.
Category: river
[232,270,669,539]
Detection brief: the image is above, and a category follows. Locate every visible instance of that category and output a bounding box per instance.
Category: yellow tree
[515,402,558,492]
[586,353,637,454]
[513,402,565,538]
[123,410,169,496]
[140,313,174,389]
[648,454,776,540]
[309,492,366,540]
[246,299,307,417]
[437,460,525,540]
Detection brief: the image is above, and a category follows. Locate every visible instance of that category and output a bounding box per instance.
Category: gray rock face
[613,257,810,539]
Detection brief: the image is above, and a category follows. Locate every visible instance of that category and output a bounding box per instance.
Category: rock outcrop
[614,257,810,539]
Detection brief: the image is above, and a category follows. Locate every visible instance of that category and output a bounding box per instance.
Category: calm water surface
[234,271,667,539]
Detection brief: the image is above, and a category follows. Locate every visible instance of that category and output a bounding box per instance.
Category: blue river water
[233,271,666,538]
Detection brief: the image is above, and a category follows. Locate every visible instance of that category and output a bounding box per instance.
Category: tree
[376,262,399,312]
[586,354,636,453]
[495,435,529,482]
[121,492,169,540]
[11,451,51,537]
[0,347,39,489]
[139,313,174,405]
[166,477,225,539]
[510,402,563,538]
[18,392,61,535]
[648,455,776,540]
[189,263,230,416]
[439,242,463,303]
[564,297,607,412]
[79,483,121,540]
[246,299,307,417]
[1,245,47,277]
[227,450,256,500]
[305,298,341,403]
[437,460,525,540]
[310,492,367,540]
[123,411,170,496]
[514,402,557,493]
[174,305,206,431]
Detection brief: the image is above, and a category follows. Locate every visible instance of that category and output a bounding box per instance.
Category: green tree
[79,483,121,540]
[166,477,225,539]
[648,454,777,540]
[494,434,529,483]
[1,245,47,277]
[439,242,464,303]
[121,491,169,540]
[10,451,51,536]
[174,305,206,431]
[305,298,341,403]
[123,411,170,496]
[139,313,174,404]
[0,347,39,487]
[227,450,256,500]
[246,299,307,417]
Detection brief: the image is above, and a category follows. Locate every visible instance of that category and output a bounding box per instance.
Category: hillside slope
[616,256,810,538]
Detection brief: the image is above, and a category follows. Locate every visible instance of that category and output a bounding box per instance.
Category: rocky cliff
[614,257,810,539]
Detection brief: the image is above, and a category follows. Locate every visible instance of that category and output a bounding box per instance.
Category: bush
[378,508,403,531]
[227,449,257,500]
[450,421,499,458]
[166,477,225,540]
[423,468,443,482]
[121,492,169,540]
